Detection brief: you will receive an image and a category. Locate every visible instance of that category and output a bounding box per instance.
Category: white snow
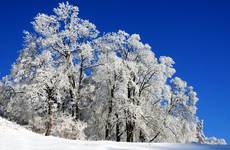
[0,117,228,150]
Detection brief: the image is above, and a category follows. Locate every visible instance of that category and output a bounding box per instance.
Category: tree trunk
[75,56,84,120]
[105,84,114,140]
[45,86,54,136]
[126,119,134,142]
[65,53,80,120]
[105,122,112,140]
[75,103,80,120]
[45,110,52,136]
[126,80,135,142]
[115,113,121,142]
[139,130,145,142]
[69,89,75,117]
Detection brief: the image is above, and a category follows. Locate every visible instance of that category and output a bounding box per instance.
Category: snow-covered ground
[0,117,228,150]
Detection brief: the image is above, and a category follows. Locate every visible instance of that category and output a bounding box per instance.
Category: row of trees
[0,2,225,144]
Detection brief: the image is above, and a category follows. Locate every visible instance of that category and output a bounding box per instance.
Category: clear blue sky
[0,0,229,142]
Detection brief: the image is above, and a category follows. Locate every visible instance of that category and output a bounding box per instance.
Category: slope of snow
[0,117,228,150]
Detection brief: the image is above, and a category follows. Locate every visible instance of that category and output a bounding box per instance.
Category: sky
[0,0,230,143]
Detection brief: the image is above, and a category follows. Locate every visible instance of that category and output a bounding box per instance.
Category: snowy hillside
[0,117,228,150]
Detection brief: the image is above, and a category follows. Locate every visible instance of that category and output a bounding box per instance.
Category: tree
[3,32,39,124]
[90,31,176,142]
[32,2,99,120]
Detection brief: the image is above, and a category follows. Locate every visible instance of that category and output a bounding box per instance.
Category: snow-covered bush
[52,114,87,140]
[30,114,87,140]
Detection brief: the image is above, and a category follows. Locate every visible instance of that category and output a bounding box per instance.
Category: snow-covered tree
[4,32,39,124]
[32,2,99,120]
[89,30,186,142]
[196,120,226,144]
